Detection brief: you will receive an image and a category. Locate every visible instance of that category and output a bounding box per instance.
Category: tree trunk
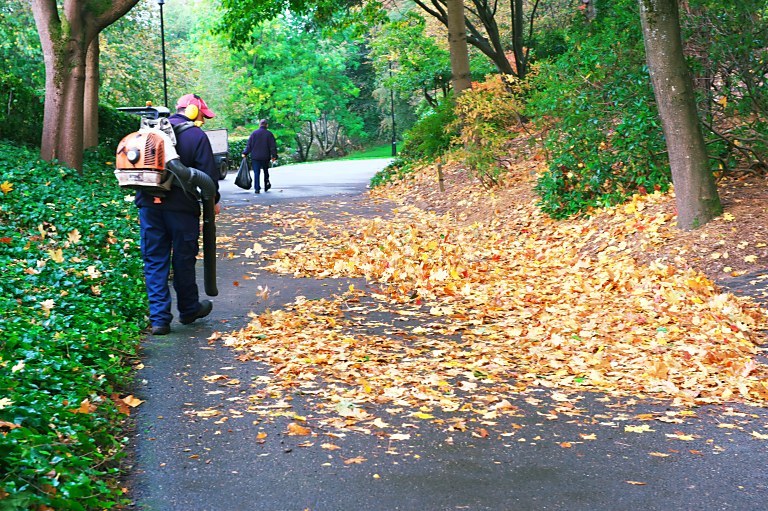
[446,0,471,93]
[638,0,721,230]
[511,0,525,77]
[84,36,99,150]
[30,0,139,171]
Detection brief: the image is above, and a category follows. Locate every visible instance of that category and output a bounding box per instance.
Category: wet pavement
[127,159,768,511]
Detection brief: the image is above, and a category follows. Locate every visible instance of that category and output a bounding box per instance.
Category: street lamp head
[157,0,165,5]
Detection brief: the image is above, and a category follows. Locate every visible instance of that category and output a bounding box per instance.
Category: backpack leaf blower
[115,116,218,296]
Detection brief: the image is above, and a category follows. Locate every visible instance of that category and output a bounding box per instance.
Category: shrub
[0,141,146,509]
[399,96,458,162]
[99,106,139,156]
[370,157,416,188]
[0,73,42,148]
[452,74,526,187]
[527,0,670,219]
[683,0,768,175]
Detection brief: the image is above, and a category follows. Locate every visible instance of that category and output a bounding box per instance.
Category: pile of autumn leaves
[224,166,768,424]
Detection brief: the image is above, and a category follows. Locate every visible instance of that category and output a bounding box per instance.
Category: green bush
[99,107,140,156]
[0,141,146,509]
[0,73,42,148]
[229,136,249,160]
[527,0,670,219]
[370,157,416,188]
[399,96,458,163]
[683,0,768,175]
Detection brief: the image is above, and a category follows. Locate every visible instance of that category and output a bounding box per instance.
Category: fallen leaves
[212,166,768,457]
[287,422,312,436]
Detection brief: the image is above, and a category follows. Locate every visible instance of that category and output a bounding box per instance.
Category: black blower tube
[167,159,218,296]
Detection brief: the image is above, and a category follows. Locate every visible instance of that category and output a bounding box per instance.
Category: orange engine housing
[115,131,167,171]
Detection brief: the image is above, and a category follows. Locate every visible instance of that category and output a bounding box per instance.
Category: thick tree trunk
[446,0,471,93]
[84,36,99,149]
[29,0,139,171]
[638,0,721,230]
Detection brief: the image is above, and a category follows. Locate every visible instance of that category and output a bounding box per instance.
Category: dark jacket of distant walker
[243,127,277,161]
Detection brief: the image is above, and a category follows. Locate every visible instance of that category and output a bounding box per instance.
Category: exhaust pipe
[167,159,218,297]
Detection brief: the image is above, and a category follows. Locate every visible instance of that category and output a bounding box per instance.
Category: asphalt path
[126,158,768,511]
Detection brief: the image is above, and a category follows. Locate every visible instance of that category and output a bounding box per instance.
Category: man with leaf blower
[134,93,221,335]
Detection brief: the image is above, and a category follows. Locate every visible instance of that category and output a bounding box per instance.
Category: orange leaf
[287,422,312,436]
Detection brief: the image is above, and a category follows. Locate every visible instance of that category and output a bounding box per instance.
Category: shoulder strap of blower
[173,121,196,137]
[169,121,203,201]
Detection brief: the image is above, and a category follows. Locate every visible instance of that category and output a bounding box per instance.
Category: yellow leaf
[48,249,64,263]
[649,452,670,457]
[750,431,768,440]
[67,230,81,244]
[411,412,435,420]
[625,424,655,433]
[321,443,341,450]
[723,212,735,221]
[666,433,695,441]
[371,418,391,428]
[744,255,757,263]
[0,181,12,193]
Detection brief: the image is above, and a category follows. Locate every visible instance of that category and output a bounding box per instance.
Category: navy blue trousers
[251,159,271,190]
[139,208,201,326]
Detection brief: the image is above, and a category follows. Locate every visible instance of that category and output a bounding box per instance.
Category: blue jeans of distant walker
[251,159,271,190]
[139,208,201,326]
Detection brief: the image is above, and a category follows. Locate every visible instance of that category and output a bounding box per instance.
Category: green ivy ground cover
[0,141,147,510]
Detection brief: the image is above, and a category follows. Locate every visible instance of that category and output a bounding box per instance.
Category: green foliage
[223,18,367,160]
[683,0,768,174]
[98,107,140,156]
[217,0,385,50]
[0,1,44,91]
[0,73,42,148]
[0,141,146,509]
[399,96,458,163]
[453,75,525,187]
[229,136,250,161]
[528,0,670,219]
[370,157,416,188]
[369,12,452,107]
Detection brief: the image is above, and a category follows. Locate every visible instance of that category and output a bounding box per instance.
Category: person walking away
[242,119,277,193]
[135,93,221,335]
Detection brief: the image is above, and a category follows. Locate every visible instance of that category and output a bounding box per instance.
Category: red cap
[175,93,215,119]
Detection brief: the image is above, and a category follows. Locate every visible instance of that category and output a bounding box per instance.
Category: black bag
[234,156,252,189]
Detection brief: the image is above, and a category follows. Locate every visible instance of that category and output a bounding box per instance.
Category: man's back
[245,127,277,161]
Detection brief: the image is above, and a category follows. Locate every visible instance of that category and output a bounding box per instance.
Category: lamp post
[389,61,396,157]
[158,0,169,108]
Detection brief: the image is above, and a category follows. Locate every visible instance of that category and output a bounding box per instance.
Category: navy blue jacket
[242,127,277,161]
[135,114,219,215]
